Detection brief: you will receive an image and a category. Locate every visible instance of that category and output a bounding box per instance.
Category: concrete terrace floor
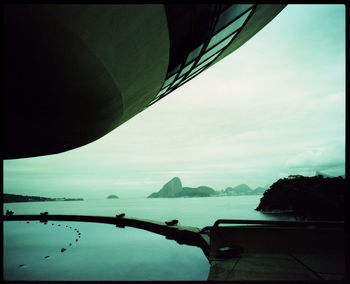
[208,250,345,281]
[207,223,346,281]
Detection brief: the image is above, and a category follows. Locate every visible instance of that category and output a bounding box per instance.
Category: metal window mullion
[214,5,255,36]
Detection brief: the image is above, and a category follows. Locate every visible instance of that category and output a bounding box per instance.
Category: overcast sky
[3,5,345,199]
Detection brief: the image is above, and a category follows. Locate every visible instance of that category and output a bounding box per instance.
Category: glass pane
[207,9,251,50]
[182,67,206,84]
[185,44,204,65]
[179,61,195,77]
[167,64,181,78]
[191,53,220,75]
[156,86,169,98]
[149,98,159,105]
[215,4,254,33]
[151,89,171,104]
[198,34,235,65]
[172,75,185,87]
[162,73,177,88]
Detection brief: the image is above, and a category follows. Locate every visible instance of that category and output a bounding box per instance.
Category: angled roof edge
[208,4,287,68]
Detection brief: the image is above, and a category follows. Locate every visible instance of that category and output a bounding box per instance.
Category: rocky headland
[255,175,345,220]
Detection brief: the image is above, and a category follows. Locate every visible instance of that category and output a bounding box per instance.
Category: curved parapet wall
[3,214,210,259]
[3,4,285,159]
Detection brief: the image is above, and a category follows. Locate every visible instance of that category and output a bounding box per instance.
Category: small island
[4,194,84,203]
[255,175,345,221]
[107,194,119,199]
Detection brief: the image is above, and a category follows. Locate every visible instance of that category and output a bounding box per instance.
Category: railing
[213,219,345,228]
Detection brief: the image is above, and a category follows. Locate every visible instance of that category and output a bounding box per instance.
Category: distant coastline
[3,193,84,203]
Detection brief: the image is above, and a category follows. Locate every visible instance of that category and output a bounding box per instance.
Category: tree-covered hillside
[256,175,345,220]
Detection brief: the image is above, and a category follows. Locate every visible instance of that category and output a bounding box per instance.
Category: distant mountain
[176,186,217,197]
[148,178,216,198]
[225,184,253,196]
[148,178,266,198]
[253,186,267,194]
[107,194,119,199]
[148,177,183,198]
[224,184,264,195]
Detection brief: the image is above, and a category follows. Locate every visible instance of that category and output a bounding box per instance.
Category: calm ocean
[3,196,291,281]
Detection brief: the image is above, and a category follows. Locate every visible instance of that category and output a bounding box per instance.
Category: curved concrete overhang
[3,4,285,160]
[46,5,170,126]
[3,5,169,159]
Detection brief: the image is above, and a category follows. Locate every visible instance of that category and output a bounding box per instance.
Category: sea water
[3,196,291,281]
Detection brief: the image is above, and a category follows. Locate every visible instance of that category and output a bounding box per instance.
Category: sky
[3,5,345,199]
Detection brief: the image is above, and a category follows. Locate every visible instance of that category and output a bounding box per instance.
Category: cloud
[285,142,345,175]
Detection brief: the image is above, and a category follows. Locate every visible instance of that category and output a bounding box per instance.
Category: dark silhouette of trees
[255,175,345,221]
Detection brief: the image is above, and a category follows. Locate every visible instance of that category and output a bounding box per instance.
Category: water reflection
[4,221,210,281]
